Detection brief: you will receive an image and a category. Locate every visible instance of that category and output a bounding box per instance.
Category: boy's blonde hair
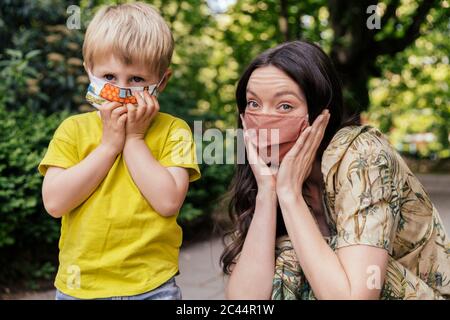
[83,2,174,78]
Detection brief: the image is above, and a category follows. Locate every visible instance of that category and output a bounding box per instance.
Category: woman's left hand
[125,91,160,141]
[276,109,330,199]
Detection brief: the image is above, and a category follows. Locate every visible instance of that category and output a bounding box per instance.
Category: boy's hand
[125,91,159,141]
[98,101,128,156]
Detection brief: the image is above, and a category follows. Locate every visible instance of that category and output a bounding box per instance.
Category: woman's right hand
[98,102,128,156]
[241,114,278,192]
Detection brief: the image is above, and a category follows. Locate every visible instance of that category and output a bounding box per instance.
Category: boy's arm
[122,137,189,217]
[42,102,127,218]
[43,145,118,218]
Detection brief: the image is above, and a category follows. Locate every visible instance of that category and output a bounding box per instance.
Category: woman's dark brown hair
[220,40,359,274]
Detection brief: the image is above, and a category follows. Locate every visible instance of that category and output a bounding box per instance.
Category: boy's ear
[156,68,172,93]
[83,61,93,75]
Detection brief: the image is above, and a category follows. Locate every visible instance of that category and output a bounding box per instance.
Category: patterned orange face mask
[243,111,309,164]
[85,70,164,108]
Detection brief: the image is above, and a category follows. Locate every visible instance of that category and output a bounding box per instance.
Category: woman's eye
[104,74,115,81]
[132,76,144,83]
[247,100,259,109]
[279,104,293,111]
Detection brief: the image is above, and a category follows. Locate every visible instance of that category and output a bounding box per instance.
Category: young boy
[38,3,200,300]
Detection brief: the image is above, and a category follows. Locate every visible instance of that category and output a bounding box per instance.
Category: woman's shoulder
[327,124,388,153]
[321,125,398,183]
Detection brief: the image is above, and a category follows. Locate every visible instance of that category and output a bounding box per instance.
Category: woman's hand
[276,109,330,200]
[241,114,278,192]
[125,91,159,141]
[98,101,128,156]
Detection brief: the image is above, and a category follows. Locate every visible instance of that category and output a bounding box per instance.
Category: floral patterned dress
[272,125,450,300]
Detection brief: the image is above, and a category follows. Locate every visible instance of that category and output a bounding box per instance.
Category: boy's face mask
[243,111,309,164]
[85,70,165,109]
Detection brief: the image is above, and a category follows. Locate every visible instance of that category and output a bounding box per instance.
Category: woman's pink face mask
[243,111,309,164]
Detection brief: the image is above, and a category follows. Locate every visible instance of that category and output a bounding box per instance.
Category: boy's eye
[246,100,259,109]
[279,104,293,111]
[104,74,115,81]
[132,76,144,83]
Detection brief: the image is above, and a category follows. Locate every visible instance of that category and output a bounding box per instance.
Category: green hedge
[0,106,66,248]
[0,104,68,285]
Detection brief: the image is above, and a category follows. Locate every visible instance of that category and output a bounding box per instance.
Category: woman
[220,41,450,300]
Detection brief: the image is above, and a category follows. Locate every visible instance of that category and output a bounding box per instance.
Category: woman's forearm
[226,188,278,300]
[42,144,118,218]
[278,194,354,299]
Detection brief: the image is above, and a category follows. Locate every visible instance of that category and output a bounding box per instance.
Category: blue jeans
[55,277,182,300]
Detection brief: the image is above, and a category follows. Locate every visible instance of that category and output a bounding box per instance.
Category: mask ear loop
[151,73,167,96]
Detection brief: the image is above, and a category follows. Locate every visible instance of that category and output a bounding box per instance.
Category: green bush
[0,0,90,114]
[0,104,68,285]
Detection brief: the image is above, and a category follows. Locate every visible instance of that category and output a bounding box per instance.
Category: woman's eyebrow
[246,88,259,97]
[274,90,304,101]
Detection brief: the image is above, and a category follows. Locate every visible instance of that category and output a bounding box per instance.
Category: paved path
[178,238,226,299]
[416,174,450,232]
[9,174,450,300]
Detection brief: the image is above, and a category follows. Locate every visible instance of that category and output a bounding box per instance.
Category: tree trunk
[328,0,378,117]
[327,0,436,117]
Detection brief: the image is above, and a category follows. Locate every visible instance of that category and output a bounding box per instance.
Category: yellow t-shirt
[38,111,201,299]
